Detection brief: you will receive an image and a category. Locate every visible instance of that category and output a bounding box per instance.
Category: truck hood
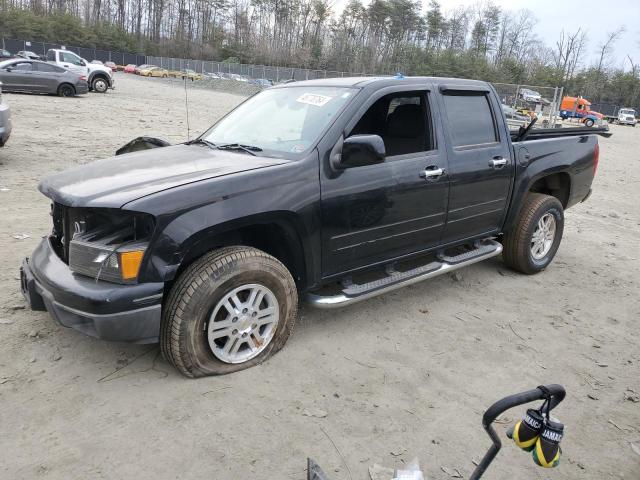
[39,144,289,208]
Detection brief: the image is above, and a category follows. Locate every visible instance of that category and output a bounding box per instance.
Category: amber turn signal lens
[119,250,145,280]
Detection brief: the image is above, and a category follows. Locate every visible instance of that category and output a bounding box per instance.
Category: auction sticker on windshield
[296,93,332,107]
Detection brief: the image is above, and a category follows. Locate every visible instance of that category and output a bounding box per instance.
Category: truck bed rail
[512,125,612,141]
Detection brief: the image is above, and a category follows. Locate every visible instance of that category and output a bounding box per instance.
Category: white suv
[46,49,114,93]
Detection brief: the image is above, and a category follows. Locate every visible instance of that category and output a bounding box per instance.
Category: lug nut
[252,312,257,317]
[242,308,248,314]
[232,317,238,323]
[232,329,238,335]
[242,332,248,338]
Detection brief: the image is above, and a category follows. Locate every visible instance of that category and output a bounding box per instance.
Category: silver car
[0,81,11,146]
[0,59,89,97]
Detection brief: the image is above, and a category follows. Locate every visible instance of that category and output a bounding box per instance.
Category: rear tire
[57,84,75,97]
[502,193,564,274]
[585,118,595,127]
[161,246,298,377]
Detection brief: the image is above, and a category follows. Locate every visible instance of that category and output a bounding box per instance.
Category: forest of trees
[1,0,639,108]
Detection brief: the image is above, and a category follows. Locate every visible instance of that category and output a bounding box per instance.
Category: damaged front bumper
[20,237,164,343]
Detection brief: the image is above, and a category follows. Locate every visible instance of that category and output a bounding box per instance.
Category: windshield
[620,109,635,115]
[202,86,356,155]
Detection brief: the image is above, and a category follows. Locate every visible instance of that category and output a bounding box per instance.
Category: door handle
[489,157,508,168]
[419,166,445,179]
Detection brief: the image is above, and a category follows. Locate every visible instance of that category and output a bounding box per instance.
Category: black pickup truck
[21,76,604,377]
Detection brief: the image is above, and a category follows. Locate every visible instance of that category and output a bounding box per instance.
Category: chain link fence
[493,83,564,128]
[145,56,375,82]
[3,38,564,120]
[2,37,374,83]
[2,38,146,66]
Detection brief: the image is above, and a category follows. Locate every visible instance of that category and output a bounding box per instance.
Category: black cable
[184,76,190,141]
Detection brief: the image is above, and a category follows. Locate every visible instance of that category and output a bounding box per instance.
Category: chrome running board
[307,239,502,309]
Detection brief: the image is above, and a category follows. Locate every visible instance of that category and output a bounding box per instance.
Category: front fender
[124,154,322,288]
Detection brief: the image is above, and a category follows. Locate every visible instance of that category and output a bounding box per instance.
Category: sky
[333,0,640,69]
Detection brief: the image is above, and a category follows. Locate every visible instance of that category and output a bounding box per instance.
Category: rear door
[437,85,513,243]
[34,62,65,93]
[320,85,449,277]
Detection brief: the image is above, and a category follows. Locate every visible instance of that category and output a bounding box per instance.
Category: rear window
[444,93,498,147]
[36,63,64,73]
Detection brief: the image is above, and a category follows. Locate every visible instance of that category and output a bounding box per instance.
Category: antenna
[184,76,191,141]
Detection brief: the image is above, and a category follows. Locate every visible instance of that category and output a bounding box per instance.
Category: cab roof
[273,76,491,90]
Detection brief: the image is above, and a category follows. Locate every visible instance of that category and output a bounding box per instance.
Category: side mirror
[333,134,385,170]
[4,67,13,72]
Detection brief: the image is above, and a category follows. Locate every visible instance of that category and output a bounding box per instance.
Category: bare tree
[595,26,625,72]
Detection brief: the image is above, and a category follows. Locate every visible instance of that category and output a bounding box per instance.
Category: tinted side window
[349,91,432,157]
[46,51,56,61]
[36,63,64,73]
[443,93,497,147]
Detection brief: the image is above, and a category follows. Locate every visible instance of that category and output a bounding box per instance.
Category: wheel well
[529,173,571,208]
[58,82,75,93]
[175,222,307,289]
[90,73,109,83]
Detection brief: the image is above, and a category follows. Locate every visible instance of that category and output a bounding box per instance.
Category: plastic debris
[394,459,425,480]
[302,408,328,418]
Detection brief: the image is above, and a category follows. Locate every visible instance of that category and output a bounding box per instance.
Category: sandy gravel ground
[0,74,638,480]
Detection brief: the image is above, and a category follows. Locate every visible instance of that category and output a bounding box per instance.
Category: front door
[0,61,37,91]
[59,51,87,76]
[437,87,513,243]
[320,87,449,277]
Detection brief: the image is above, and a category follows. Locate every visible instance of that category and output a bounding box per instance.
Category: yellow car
[140,67,169,78]
[167,69,182,78]
[179,69,203,81]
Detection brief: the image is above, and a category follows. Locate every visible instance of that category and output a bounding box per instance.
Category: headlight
[66,208,154,284]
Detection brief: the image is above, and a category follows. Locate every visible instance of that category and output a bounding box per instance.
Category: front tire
[161,246,298,377]
[585,118,595,127]
[92,77,109,93]
[502,193,564,274]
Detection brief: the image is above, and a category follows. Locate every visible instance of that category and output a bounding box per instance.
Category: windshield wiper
[186,138,217,149]
[216,143,263,156]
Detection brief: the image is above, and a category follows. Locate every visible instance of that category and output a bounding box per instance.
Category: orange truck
[559,96,603,127]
